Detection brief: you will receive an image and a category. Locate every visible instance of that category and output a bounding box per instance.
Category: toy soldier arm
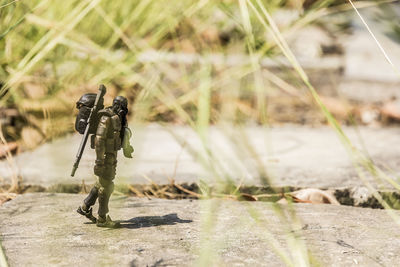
[122,126,134,158]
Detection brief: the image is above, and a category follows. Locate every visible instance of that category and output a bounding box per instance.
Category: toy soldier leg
[77,186,98,223]
[97,153,116,218]
[97,177,114,217]
[83,186,99,208]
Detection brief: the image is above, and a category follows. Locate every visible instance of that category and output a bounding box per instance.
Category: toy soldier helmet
[112,96,128,114]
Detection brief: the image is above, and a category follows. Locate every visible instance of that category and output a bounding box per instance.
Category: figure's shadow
[117,213,192,229]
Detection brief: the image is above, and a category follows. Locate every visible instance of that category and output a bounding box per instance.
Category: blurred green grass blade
[94,5,137,52]
[0,0,18,10]
[196,199,220,266]
[246,202,308,267]
[197,63,211,139]
[16,0,86,70]
[239,0,268,124]
[0,15,24,40]
[1,0,101,98]
[247,0,350,144]
[348,0,400,77]
[0,239,8,267]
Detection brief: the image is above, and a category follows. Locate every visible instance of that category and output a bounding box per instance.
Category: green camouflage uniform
[83,107,122,218]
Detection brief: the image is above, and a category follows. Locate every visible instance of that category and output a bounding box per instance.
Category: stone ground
[0,193,399,266]
[1,125,400,189]
[1,125,400,266]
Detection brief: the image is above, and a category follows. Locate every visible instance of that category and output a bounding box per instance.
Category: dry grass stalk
[80,179,88,194]
[0,192,17,205]
[173,183,201,198]
[128,184,144,197]
[0,125,21,202]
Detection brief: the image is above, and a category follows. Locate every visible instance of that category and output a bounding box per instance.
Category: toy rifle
[71,84,106,177]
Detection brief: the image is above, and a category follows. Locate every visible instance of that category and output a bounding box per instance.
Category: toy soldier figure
[72,85,133,228]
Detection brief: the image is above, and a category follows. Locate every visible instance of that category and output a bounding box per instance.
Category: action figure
[71,84,133,228]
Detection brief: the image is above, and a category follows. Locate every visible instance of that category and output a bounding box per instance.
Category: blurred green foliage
[0,0,390,142]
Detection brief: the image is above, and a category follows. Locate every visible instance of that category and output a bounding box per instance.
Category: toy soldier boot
[96,180,120,228]
[77,186,98,223]
[77,205,97,223]
[96,215,121,228]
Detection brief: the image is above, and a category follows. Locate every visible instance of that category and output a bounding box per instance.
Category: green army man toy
[71,84,134,228]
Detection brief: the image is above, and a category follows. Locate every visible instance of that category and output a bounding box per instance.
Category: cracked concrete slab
[0,193,399,266]
[1,125,400,189]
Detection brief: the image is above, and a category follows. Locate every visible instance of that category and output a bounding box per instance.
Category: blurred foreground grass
[1,0,400,266]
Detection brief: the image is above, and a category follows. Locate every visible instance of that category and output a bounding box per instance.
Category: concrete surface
[0,193,399,266]
[1,125,400,189]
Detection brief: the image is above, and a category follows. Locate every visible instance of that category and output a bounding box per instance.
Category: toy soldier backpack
[75,93,104,135]
[71,85,107,177]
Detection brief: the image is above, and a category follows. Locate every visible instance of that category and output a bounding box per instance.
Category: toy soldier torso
[96,107,122,153]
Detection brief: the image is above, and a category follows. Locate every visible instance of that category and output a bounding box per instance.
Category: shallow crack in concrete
[2,183,400,210]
